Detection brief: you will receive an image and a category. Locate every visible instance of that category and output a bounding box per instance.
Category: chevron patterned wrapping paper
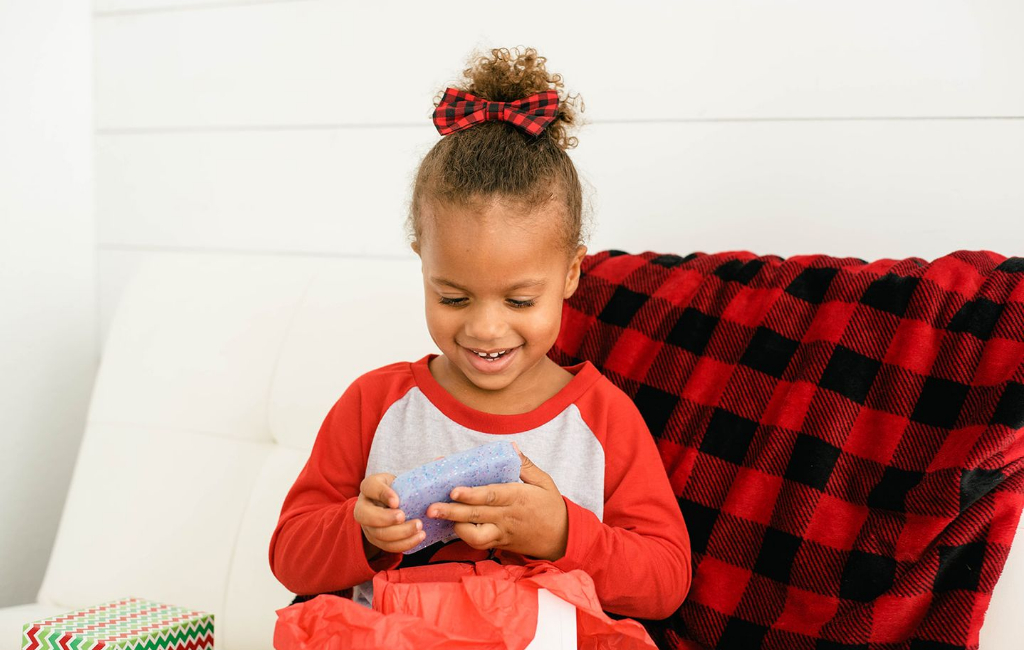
[21,597,213,650]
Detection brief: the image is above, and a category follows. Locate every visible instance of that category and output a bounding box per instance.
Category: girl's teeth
[475,349,508,359]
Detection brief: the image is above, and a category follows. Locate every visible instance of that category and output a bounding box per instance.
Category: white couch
[2,251,1022,649]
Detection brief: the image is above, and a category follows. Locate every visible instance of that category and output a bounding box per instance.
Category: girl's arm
[551,390,692,620]
[268,380,403,596]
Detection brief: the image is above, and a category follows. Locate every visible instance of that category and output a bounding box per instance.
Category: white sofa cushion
[10,253,433,650]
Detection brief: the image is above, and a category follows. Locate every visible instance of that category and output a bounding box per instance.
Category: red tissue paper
[273,560,658,650]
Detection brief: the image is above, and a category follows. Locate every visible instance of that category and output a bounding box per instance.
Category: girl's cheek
[433,309,462,331]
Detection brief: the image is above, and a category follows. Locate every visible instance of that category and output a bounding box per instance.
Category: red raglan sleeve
[551,382,692,620]
[268,372,406,595]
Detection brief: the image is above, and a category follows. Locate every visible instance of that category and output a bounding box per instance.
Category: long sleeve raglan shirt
[268,354,691,619]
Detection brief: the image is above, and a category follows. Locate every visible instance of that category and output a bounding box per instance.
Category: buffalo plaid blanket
[551,249,1024,650]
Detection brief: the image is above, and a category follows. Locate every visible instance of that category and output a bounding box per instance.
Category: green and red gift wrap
[22,597,213,650]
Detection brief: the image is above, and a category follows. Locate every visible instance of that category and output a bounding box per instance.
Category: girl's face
[415,197,586,406]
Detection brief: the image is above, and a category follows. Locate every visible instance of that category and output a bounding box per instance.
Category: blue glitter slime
[390,441,522,554]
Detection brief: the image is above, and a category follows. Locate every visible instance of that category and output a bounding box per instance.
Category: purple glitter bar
[391,441,522,554]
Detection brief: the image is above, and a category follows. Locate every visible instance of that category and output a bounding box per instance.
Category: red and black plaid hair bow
[432,87,559,137]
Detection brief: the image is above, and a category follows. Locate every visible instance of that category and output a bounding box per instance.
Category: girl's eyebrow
[430,277,546,292]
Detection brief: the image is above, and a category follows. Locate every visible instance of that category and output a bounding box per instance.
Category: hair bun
[437,46,585,150]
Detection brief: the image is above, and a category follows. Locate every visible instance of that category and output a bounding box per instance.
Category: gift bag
[274,560,658,650]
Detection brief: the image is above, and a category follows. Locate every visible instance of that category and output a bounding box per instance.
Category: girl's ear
[563,246,588,299]
[411,241,421,256]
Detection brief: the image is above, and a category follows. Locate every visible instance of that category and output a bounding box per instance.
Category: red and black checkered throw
[551,249,1024,650]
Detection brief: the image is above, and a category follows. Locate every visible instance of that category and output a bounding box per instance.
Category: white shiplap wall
[86,1,1023,644]
[93,0,1024,347]
[0,0,94,610]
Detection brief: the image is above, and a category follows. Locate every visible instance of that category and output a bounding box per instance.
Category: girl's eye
[438,297,535,308]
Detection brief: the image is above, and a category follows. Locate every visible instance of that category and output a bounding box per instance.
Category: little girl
[268,46,691,620]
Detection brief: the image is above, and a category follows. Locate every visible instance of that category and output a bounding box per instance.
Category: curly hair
[405,46,589,255]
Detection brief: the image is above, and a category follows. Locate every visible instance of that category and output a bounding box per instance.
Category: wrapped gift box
[22,597,213,650]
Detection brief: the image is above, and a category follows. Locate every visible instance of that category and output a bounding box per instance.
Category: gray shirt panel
[353,387,605,608]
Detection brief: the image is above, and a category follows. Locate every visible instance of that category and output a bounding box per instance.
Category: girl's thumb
[512,442,549,487]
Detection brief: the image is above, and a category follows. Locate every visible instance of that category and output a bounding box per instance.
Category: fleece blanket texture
[550,250,1024,650]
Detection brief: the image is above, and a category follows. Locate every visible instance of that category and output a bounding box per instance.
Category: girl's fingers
[427,501,493,524]
[372,528,427,554]
[378,484,399,509]
[366,519,423,543]
[453,521,502,549]
[360,474,399,509]
[374,480,399,509]
[449,484,513,506]
[355,494,406,527]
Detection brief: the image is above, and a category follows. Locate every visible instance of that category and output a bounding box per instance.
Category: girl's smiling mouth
[462,345,521,373]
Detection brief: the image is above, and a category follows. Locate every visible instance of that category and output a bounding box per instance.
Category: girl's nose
[464,302,507,342]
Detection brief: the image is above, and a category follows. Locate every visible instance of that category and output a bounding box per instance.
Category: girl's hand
[354,473,424,559]
[425,444,568,561]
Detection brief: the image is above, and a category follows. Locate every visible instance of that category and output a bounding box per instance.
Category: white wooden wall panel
[95,0,1024,130]
[95,0,301,13]
[578,120,1024,260]
[97,120,1024,264]
[1,0,95,610]
[96,127,426,256]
